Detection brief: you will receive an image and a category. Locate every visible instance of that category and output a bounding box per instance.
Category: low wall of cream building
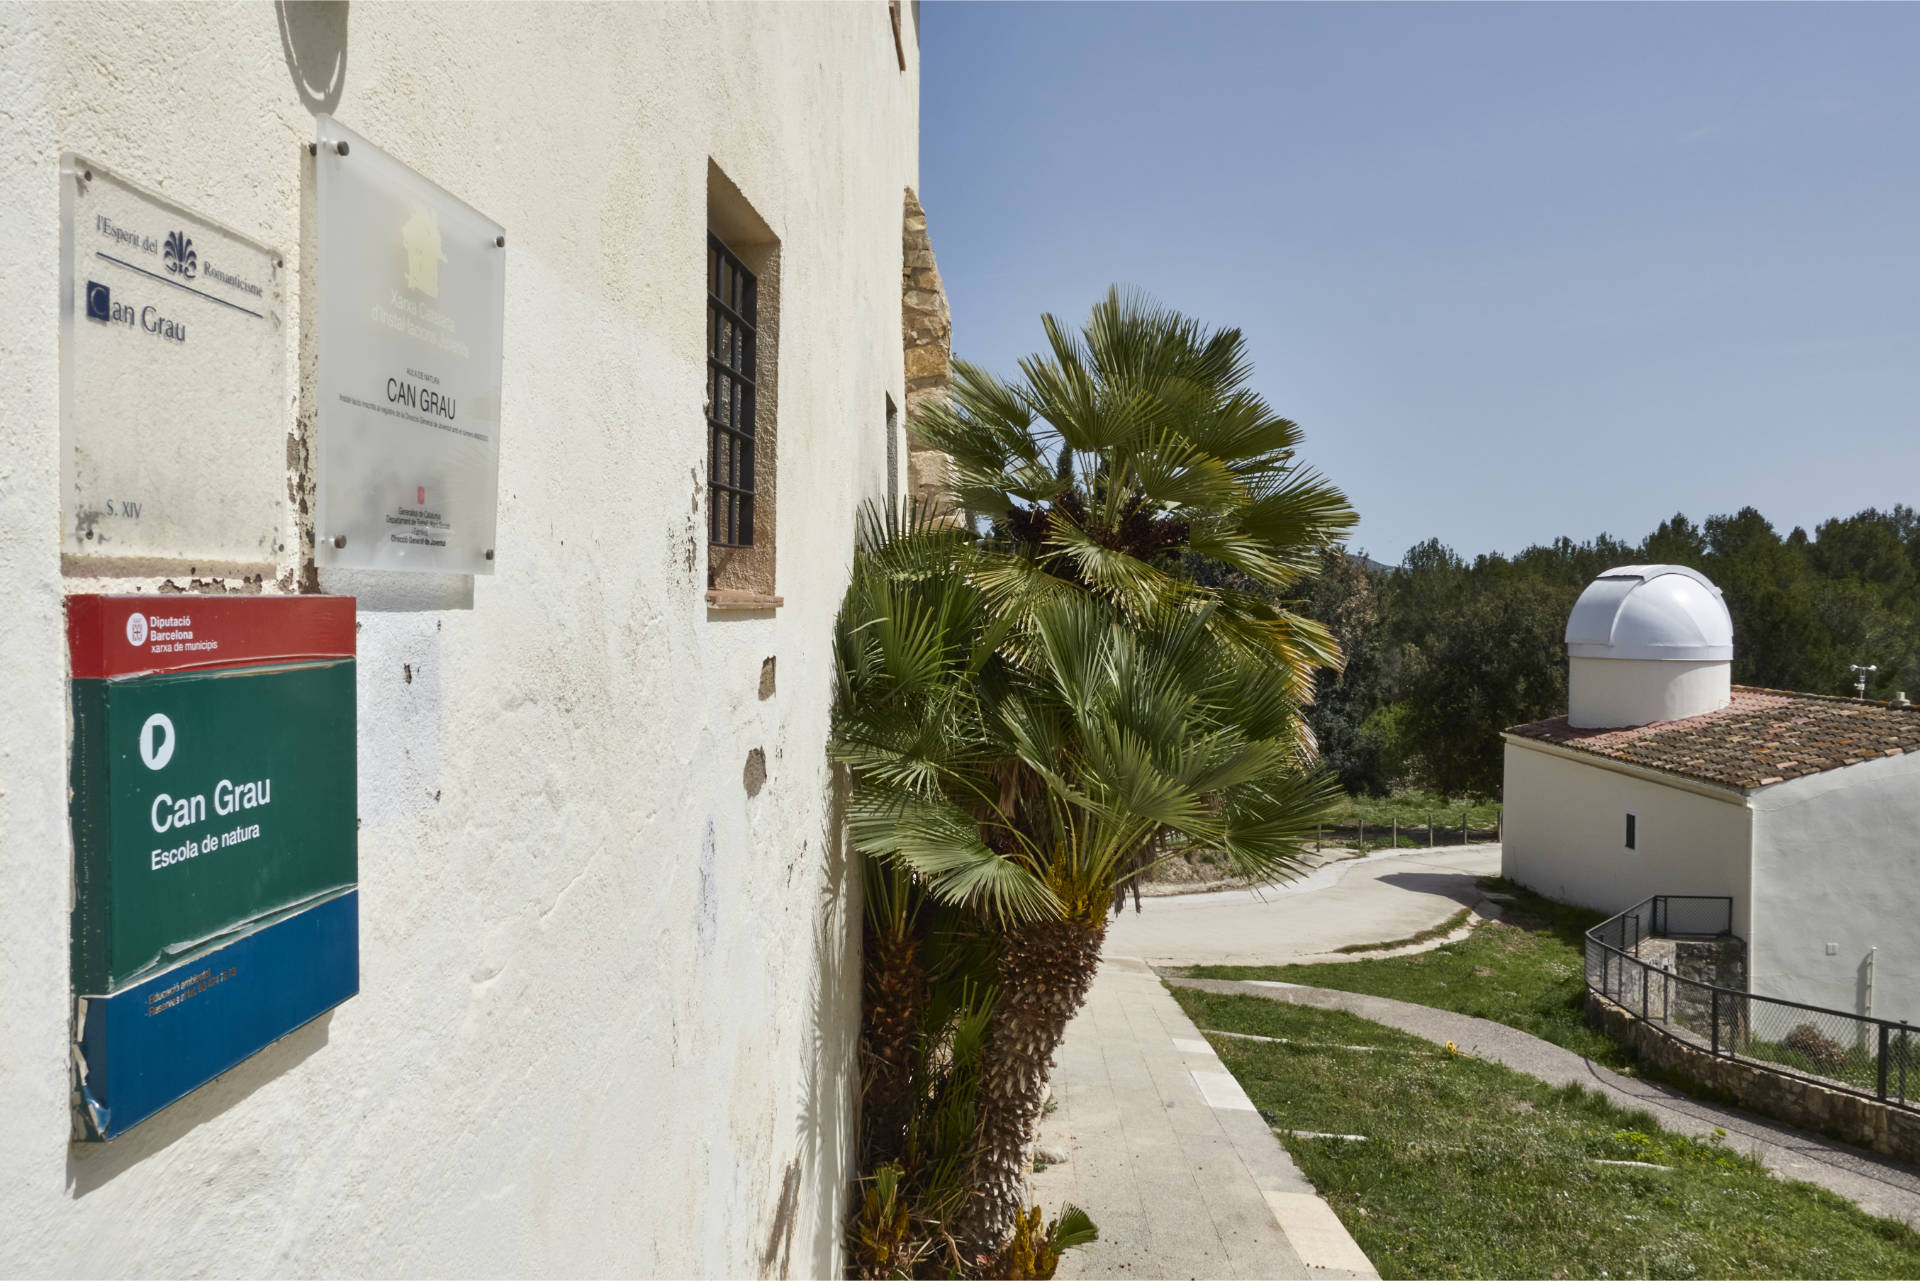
[1749,751,1920,1024]
[0,3,922,1274]
[1501,740,1753,940]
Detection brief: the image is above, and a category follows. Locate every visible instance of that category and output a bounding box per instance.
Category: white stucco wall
[1501,740,1753,938]
[0,3,919,1274]
[1749,751,1920,1024]
[1566,657,1731,730]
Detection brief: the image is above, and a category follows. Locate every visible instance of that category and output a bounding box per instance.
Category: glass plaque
[315,117,505,575]
[59,155,289,571]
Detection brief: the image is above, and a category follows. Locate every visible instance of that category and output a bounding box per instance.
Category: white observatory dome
[1565,565,1734,729]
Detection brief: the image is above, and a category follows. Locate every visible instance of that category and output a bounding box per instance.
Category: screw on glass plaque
[485,549,495,560]
[334,140,349,156]
[333,535,346,549]
[82,168,93,182]
[494,235,505,248]
[308,142,317,156]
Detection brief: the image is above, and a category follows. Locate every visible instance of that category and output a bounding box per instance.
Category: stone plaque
[314,117,506,574]
[59,155,289,571]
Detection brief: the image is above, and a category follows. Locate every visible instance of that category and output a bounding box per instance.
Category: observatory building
[1502,565,1920,1022]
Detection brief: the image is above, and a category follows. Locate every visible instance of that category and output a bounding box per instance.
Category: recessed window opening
[707,233,757,548]
[886,395,900,510]
[1624,812,1637,852]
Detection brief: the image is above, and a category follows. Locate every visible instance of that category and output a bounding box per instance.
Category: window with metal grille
[708,233,757,547]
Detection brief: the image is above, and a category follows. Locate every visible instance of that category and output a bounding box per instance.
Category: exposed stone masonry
[1633,935,1747,1043]
[902,189,959,521]
[1590,993,1920,1163]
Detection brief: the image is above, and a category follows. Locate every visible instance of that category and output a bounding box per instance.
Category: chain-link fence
[1586,896,1915,1110]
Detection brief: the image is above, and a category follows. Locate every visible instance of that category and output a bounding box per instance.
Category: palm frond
[1050,1204,1100,1252]
[848,791,1061,924]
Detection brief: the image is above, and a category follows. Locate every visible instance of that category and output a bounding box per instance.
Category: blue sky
[919,3,1920,564]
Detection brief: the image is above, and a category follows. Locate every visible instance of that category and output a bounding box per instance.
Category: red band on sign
[67,595,357,679]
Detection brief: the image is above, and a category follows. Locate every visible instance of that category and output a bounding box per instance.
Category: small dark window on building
[1625,813,1637,851]
[708,233,757,547]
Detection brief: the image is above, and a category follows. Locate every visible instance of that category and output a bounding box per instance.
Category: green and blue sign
[67,595,358,1140]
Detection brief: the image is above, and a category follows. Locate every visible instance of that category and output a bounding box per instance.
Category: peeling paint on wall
[698,818,719,961]
[4,2,914,1273]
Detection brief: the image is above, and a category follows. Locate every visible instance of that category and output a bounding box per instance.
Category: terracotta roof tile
[1506,687,1920,790]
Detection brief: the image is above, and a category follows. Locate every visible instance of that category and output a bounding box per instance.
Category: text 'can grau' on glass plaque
[59,155,289,573]
[314,117,506,576]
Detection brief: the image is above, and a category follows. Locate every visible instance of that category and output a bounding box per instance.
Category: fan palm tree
[834,292,1356,1259]
[919,287,1355,706]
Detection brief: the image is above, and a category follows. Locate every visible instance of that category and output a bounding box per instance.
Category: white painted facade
[1,3,921,1274]
[1506,561,1920,1027]
[1566,657,1732,733]
[1749,751,1920,1025]
[1505,739,1920,1024]
[1501,740,1754,941]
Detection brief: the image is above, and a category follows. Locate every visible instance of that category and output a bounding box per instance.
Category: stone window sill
[706,589,784,611]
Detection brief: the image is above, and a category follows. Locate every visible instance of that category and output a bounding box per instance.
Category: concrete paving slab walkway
[1030,845,1498,1279]
[1172,976,1920,1230]
[1030,955,1376,1280]
[1036,841,1920,1277]
[1106,845,1503,968]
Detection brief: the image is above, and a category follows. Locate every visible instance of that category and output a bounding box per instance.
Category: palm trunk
[859,923,926,1171]
[955,915,1106,1263]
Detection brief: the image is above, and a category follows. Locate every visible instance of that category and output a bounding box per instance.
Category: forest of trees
[1300,505,1920,801]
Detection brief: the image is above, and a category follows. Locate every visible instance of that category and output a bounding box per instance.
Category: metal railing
[1586,896,1915,1110]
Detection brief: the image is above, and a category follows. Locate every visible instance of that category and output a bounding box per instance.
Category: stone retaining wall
[1632,936,1745,1041]
[1589,993,1920,1164]
[901,189,959,522]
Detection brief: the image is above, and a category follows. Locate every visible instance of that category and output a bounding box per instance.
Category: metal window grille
[708,233,757,547]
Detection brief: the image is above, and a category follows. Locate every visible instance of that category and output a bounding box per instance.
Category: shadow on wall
[64,0,346,1196]
[64,1012,334,1198]
[277,0,348,116]
[790,764,859,1277]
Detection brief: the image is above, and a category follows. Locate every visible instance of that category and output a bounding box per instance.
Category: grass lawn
[1326,790,1502,832]
[1186,878,1634,1071]
[1334,907,1473,954]
[1173,989,1920,1280]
